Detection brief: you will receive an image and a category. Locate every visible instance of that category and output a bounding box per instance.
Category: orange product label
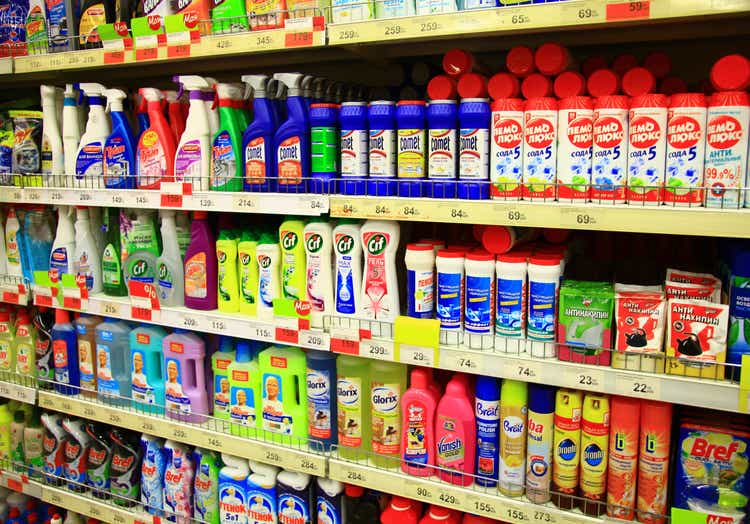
[136,333,150,345]
[170,342,184,354]
[271,356,287,369]
[53,339,68,367]
[245,137,267,183]
[216,358,231,370]
[277,136,302,183]
[232,370,249,381]
[185,252,207,299]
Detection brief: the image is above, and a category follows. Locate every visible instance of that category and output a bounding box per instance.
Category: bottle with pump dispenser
[40,85,64,186]
[102,88,136,189]
[211,83,245,192]
[173,76,211,190]
[75,83,109,189]
[137,88,176,190]
[74,206,103,293]
[273,73,310,193]
[242,75,278,192]
[156,210,185,307]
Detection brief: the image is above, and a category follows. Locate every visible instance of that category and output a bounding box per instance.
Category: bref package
[592,95,629,203]
[556,96,594,200]
[522,97,558,200]
[627,94,668,205]
[490,98,524,199]
[664,93,707,206]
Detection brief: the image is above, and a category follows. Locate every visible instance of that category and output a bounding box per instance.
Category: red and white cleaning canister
[557,96,594,201]
[591,95,629,203]
[490,97,524,199]
[626,93,668,205]
[664,93,707,206]
[522,97,558,200]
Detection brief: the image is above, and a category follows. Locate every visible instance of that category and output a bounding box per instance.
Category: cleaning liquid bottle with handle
[49,206,76,280]
[228,340,261,437]
[74,206,103,293]
[40,85,64,187]
[184,211,218,311]
[211,83,245,192]
[75,83,109,189]
[102,88,136,189]
[129,325,167,414]
[211,336,235,422]
[163,329,209,423]
[95,317,131,405]
[242,75,278,193]
[274,73,310,193]
[156,210,185,307]
[259,347,308,444]
[173,75,211,191]
[62,85,81,186]
[137,88,176,190]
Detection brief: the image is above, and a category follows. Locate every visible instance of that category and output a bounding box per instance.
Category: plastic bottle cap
[587,69,620,97]
[345,484,365,497]
[443,49,474,77]
[521,74,552,99]
[524,97,558,111]
[438,248,465,258]
[581,55,608,77]
[409,368,431,389]
[465,250,494,262]
[487,73,520,100]
[643,51,672,79]
[193,210,208,220]
[54,309,70,323]
[612,54,639,75]
[427,75,457,100]
[407,243,433,252]
[497,253,526,263]
[529,255,561,266]
[559,96,593,110]
[630,93,668,109]
[710,54,750,91]
[535,43,569,76]
[670,93,707,108]
[710,90,750,107]
[457,73,488,99]
[490,97,524,112]
[554,71,586,98]
[506,46,535,77]
[622,67,656,97]
[528,383,556,413]
[481,226,513,255]
[659,76,688,96]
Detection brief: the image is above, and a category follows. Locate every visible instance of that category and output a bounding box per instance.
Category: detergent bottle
[212,0,248,33]
[273,73,310,193]
[137,88,176,190]
[277,470,312,524]
[85,422,113,498]
[75,83,109,189]
[63,85,81,185]
[0,402,12,463]
[193,448,220,524]
[163,440,195,518]
[401,368,437,476]
[279,217,307,302]
[259,347,307,444]
[61,417,91,491]
[140,434,166,515]
[316,478,344,524]
[552,388,583,510]
[173,76,211,190]
[75,313,102,398]
[176,211,191,257]
[10,409,25,471]
[256,233,281,320]
[163,329,209,423]
[435,375,476,486]
[52,309,78,395]
[123,210,161,288]
[102,207,127,296]
[333,219,362,318]
[304,219,333,328]
[0,310,14,375]
[95,318,130,405]
[499,379,528,497]
[217,229,240,313]
[210,83,245,192]
[33,307,55,389]
[184,211,218,311]
[474,376,500,487]
[242,75,278,192]
[103,88,136,189]
[229,340,261,437]
[360,220,400,321]
[219,454,249,523]
[129,325,167,414]
[371,361,407,469]
[156,209,184,307]
[109,429,143,507]
[212,336,235,422]
[41,85,64,186]
[247,460,279,524]
[238,229,259,317]
[41,412,65,484]
[74,206,103,293]
[336,355,370,461]
[24,411,44,479]
[306,350,337,451]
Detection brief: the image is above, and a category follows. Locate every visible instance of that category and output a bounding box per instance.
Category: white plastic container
[62,84,81,188]
[256,240,281,321]
[464,251,495,350]
[74,206,102,293]
[174,76,211,191]
[360,220,400,327]
[556,96,593,200]
[490,98,524,199]
[522,98,558,200]
[405,243,435,319]
[75,83,110,190]
[627,94,668,205]
[436,249,465,345]
[526,255,562,358]
[304,219,334,328]
[156,210,185,307]
[591,95,629,203]
[495,252,528,353]
[4,208,21,277]
[40,85,64,187]
[333,220,363,318]
[49,206,76,280]
[665,93,707,206]
[0,217,6,274]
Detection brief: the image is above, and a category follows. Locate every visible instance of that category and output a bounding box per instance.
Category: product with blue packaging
[458,98,491,199]
[475,376,501,487]
[426,100,458,198]
[340,102,369,196]
[397,100,427,198]
[368,101,398,196]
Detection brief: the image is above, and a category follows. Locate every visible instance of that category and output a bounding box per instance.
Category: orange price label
[135,46,158,61]
[34,294,53,307]
[275,327,298,344]
[2,292,18,304]
[132,306,152,321]
[160,193,183,207]
[63,296,81,310]
[167,43,190,58]
[285,31,313,48]
[6,478,22,492]
[331,337,359,355]
[606,1,650,20]
[104,50,125,64]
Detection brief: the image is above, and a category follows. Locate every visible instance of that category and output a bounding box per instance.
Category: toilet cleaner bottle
[219,454,249,523]
[238,230,259,317]
[173,75,211,190]
[273,73,310,193]
[247,460,279,524]
[216,229,240,313]
[137,88,176,190]
[102,88,136,189]
[277,470,312,524]
[242,75,278,193]
[193,448,220,524]
[211,83,245,192]
[49,206,76,280]
[75,83,109,189]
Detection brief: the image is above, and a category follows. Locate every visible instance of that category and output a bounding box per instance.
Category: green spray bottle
[123,210,162,287]
[238,229,259,317]
[210,83,245,192]
[279,217,307,301]
[194,447,221,524]
[102,207,127,296]
[228,340,261,438]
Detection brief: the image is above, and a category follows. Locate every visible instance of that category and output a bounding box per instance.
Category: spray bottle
[41,85,64,186]
[137,88,176,190]
[273,73,310,193]
[247,460,279,524]
[242,75,278,192]
[552,388,583,509]
[74,207,103,293]
[156,209,185,307]
[103,88,136,189]
[173,75,211,190]
[62,85,81,186]
[165,90,186,144]
[193,448,221,524]
[49,206,76,280]
[580,394,610,516]
[75,83,109,189]
[526,384,556,504]
[102,207,127,296]
[211,83,245,192]
[204,77,219,137]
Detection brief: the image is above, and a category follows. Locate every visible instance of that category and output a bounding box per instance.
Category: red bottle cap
[521,74,552,99]
[594,95,629,110]
[709,91,750,107]
[581,55,608,77]
[443,49,474,77]
[54,309,70,324]
[630,93,668,109]
[506,45,535,77]
[529,255,561,266]
[659,76,688,96]
[670,93,707,108]
[587,69,620,97]
[194,210,209,219]
[488,72,520,99]
[612,53,639,75]
[437,248,465,258]
[427,75,457,100]
[711,54,750,91]
[491,97,524,112]
[524,97,558,111]
[553,71,586,98]
[622,67,656,97]
[558,95,593,111]
[497,252,527,263]
[457,73,488,98]
[407,243,433,252]
[543,228,571,244]
[345,484,365,497]
[535,43,569,76]
[465,250,494,262]
[481,226,514,255]
[643,51,672,79]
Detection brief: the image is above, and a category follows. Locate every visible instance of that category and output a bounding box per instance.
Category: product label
[102,244,122,287]
[213,366,230,416]
[163,456,193,518]
[491,111,524,198]
[131,349,155,405]
[523,111,557,199]
[316,495,341,524]
[87,441,112,492]
[465,274,494,334]
[553,409,581,492]
[305,232,328,313]
[79,4,105,45]
[281,230,302,301]
[312,126,339,174]
[262,372,292,435]
[78,339,95,391]
[157,261,175,302]
[49,246,72,279]
[527,280,556,341]
[341,129,368,177]
[96,342,119,397]
[258,252,276,309]
[362,231,393,320]
[37,337,53,382]
[407,268,434,319]
[45,0,70,49]
[194,462,219,523]
[0,339,11,371]
[500,405,527,494]
[592,110,628,202]
[239,248,257,309]
[75,141,104,181]
[75,247,95,289]
[212,131,237,188]
[279,493,308,524]
[335,233,357,315]
[615,292,666,353]
[165,358,192,414]
[476,398,500,484]
[526,411,553,495]
[557,109,593,200]
[459,128,489,180]
[404,399,429,466]
[627,108,667,203]
[665,107,706,205]
[5,228,18,267]
[397,128,426,178]
[137,131,166,188]
[247,491,275,523]
[307,368,332,440]
[230,376,256,428]
[63,437,87,485]
[185,252,207,299]
[666,300,729,378]
[369,129,396,178]
[371,382,401,456]
[428,129,456,180]
[128,257,155,285]
[245,136,266,183]
[15,341,32,374]
[277,136,303,183]
[496,275,526,338]
[436,270,463,330]
[704,107,749,208]
[175,139,203,183]
[41,135,52,174]
[581,414,609,499]
[104,134,130,187]
[218,249,233,304]
[436,414,466,471]
[337,377,362,448]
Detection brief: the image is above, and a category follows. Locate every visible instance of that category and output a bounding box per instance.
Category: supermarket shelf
[0,470,42,499]
[329,196,750,238]
[40,486,154,524]
[0,186,329,216]
[0,58,11,75]
[38,390,327,476]
[0,380,37,404]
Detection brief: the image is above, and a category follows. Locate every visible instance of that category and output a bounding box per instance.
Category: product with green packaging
[123,210,162,287]
[557,281,614,363]
[238,229,259,317]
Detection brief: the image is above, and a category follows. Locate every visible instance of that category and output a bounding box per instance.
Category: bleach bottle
[247,460,279,524]
[85,422,114,498]
[52,309,78,395]
[259,347,307,443]
[193,448,220,524]
[163,440,194,519]
[74,206,103,293]
[163,329,209,423]
[41,412,65,485]
[95,318,131,405]
[242,75,278,192]
[103,89,136,189]
[228,340,261,437]
[173,76,211,191]
[137,88,176,190]
[63,85,81,185]
[316,478,344,524]
[140,435,166,515]
[129,325,167,414]
[75,83,109,189]
[273,73,310,193]
[219,454,249,523]
[212,336,235,422]
[211,83,245,192]
[306,350,337,451]
[277,470,312,524]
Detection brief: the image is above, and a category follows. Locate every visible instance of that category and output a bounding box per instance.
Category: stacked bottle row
[0,488,96,523]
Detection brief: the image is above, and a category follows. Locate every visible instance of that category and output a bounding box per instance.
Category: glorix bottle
[75,83,109,189]
[173,75,211,191]
[40,85,64,187]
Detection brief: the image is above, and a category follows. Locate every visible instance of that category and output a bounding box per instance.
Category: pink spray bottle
[163,329,209,423]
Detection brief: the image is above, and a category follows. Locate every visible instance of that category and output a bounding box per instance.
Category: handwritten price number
[451,208,468,219]
[265,451,281,463]
[473,500,497,514]
[402,206,418,216]
[517,365,536,378]
[199,198,214,208]
[103,302,119,315]
[438,491,459,506]
[507,210,525,222]
[511,13,530,24]
[337,29,359,41]
[375,205,391,215]
[507,508,529,521]
[578,7,595,18]
[173,428,187,438]
[109,413,121,424]
[300,459,318,472]
[578,374,596,386]
[384,24,404,36]
[255,327,272,340]
[216,38,232,49]
[256,35,273,46]
[341,203,354,215]
[346,469,365,482]
[79,193,91,201]
[533,510,553,522]
[183,315,198,328]
[83,407,96,417]
[141,421,155,432]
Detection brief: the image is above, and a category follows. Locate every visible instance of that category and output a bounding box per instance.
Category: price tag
[566,367,606,390]
[233,195,259,211]
[399,344,436,367]
[403,482,436,502]
[331,337,360,355]
[361,338,395,361]
[132,15,164,61]
[160,193,183,207]
[441,350,482,373]
[337,464,369,485]
[165,12,200,57]
[394,316,440,366]
[434,487,462,509]
[180,313,201,330]
[252,325,275,343]
[466,494,500,518]
[606,1,650,21]
[615,373,661,399]
[299,330,328,350]
[34,285,54,307]
[275,327,299,344]
[5,476,22,492]
[1,291,18,304]
[511,359,543,381]
[129,281,160,321]
[101,300,121,317]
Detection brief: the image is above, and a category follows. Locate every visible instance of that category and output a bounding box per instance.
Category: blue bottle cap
[368,179,396,196]
[425,181,456,199]
[398,180,423,198]
[475,376,501,399]
[341,178,366,196]
[457,181,489,200]
[528,384,556,414]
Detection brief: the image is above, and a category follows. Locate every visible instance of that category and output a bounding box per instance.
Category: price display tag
[99,22,131,64]
[128,281,160,321]
[335,463,370,485]
[440,350,482,373]
[394,316,440,367]
[606,1,650,21]
[252,325,275,343]
[5,476,22,492]
[399,344,436,367]
[285,31,314,47]
[131,15,164,61]
[361,338,395,361]
[101,300,122,317]
[615,373,661,399]
[330,336,360,355]
[403,482,436,503]
[466,494,500,519]
[165,12,201,58]
[1,290,18,304]
[564,367,606,390]
[299,330,328,350]
[275,325,299,344]
[233,195,259,211]
[160,181,193,207]
[510,359,544,382]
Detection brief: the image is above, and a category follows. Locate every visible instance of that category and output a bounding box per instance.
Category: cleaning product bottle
[61,417,91,491]
[10,410,25,471]
[75,83,109,189]
[607,396,640,520]
[101,207,127,296]
[306,350,337,451]
[62,85,81,185]
[129,325,167,414]
[256,233,281,321]
[23,411,44,479]
[75,313,102,398]
[102,88,136,189]
[163,329,209,423]
[336,354,370,461]
[85,422,113,498]
[52,309,78,395]
[211,0,248,33]
[211,336,234,421]
[435,375,476,486]
[333,219,363,318]
[228,340,261,436]
[273,73,310,193]
[78,0,114,49]
[184,211,218,311]
[33,307,55,389]
[165,91,185,144]
[279,217,307,302]
[636,401,671,524]
[310,102,339,193]
[203,78,219,137]
[211,83,245,192]
[475,376,500,487]
[163,440,195,517]
[242,75,278,192]
[176,211,191,257]
[381,497,419,524]
[109,429,142,507]
[140,0,173,16]
[140,434,166,514]
[74,206,103,293]
[4,208,22,277]
[41,85,64,186]
[580,394,610,516]
[217,229,240,313]
[370,361,407,469]
[137,88,176,190]
[194,448,220,524]
[360,220,400,321]
[238,230,259,317]
[0,217,6,275]
[526,384,556,504]
[49,206,76,280]
[0,309,15,376]
[41,412,65,484]
[26,0,48,54]
[303,219,333,328]
[123,210,160,288]
[173,75,211,190]
[156,209,185,307]
[95,317,130,405]
[316,478,344,524]
[219,454,249,523]
[499,379,528,497]
[259,346,307,443]
[277,470,312,524]
[247,460,279,524]
[552,388,583,509]
[401,368,437,476]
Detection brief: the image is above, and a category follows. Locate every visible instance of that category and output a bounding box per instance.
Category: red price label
[132,306,152,321]
[129,281,160,310]
[167,44,190,58]
[331,337,359,355]
[275,327,298,344]
[6,478,22,492]
[135,46,158,61]
[160,193,183,207]
[63,296,81,309]
[34,294,53,307]
[285,31,313,48]
[606,1,650,20]
[104,50,125,64]
[2,292,18,304]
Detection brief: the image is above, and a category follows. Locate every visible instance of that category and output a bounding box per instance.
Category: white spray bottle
[75,83,110,189]
[62,84,81,187]
[173,75,211,191]
[73,206,103,293]
[49,205,76,279]
[156,209,184,307]
[40,85,64,187]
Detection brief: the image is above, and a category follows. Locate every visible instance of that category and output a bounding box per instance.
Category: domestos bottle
[490,98,524,199]
[664,93,707,206]
[458,98,491,200]
[464,251,495,350]
[591,95,629,203]
[627,93,668,205]
[340,102,369,195]
[310,103,339,194]
[523,97,558,200]
[427,100,458,198]
[397,100,427,197]
[368,101,398,196]
[557,96,594,201]
[333,220,363,318]
[495,252,527,352]
[527,255,562,358]
[405,243,435,319]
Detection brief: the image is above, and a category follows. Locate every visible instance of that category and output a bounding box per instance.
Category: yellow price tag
[394,316,440,366]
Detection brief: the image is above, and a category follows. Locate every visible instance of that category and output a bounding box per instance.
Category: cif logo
[258,255,271,269]
[337,379,360,405]
[306,233,323,253]
[557,438,577,461]
[583,443,604,467]
[158,263,168,280]
[336,234,354,254]
[132,259,148,277]
[306,371,329,399]
[240,253,251,265]
[218,250,227,263]
[371,386,398,412]
[366,234,386,255]
[281,231,298,250]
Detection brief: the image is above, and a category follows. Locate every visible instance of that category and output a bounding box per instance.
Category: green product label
[311,126,339,173]
[558,283,614,354]
[127,256,155,284]
[102,244,122,286]
[157,262,174,302]
[218,252,231,302]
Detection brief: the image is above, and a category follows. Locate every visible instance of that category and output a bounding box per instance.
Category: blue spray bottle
[241,75,278,193]
[103,89,136,189]
[475,376,501,487]
[277,470,313,524]
[273,73,310,194]
[306,350,337,451]
[247,460,279,524]
[52,309,79,395]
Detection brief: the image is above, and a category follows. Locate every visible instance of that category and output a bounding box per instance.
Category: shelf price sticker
[165,12,201,58]
[299,330,329,350]
[128,280,160,321]
[99,22,132,64]
[399,344,436,367]
[441,350,483,373]
[159,181,193,207]
[131,15,165,61]
[614,373,661,399]
[509,359,544,382]
[564,367,606,391]
[330,326,361,355]
[60,274,88,310]
[395,316,440,367]
[606,1,650,21]
[361,338,395,361]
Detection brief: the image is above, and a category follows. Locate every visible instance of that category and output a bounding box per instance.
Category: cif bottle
[129,325,167,413]
[102,88,136,189]
[137,88,176,190]
[277,470,312,524]
[360,220,400,321]
[499,379,528,497]
[279,217,307,302]
[256,233,281,320]
[50,206,76,280]
[156,210,185,307]
[211,336,234,422]
[40,86,64,186]
[14,310,36,377]
[238,230,259,317]
[242,75,278,192]
[194,448,220,524]
[61,417,91,491]
[75,313,102,398]
[211,83,245,192]
[273,73,310,193]
[370,361,406,469]
[304,219,333,328]
[102,207,127,296]
[23,412,44,479]
[0,402,12,463]
[163,329,209,423]
[217,229,240,313]
[435,375,476,486]
[219,453,249,523]
[95,318,130,405]
[306,350,337,451]
[259,347,307,444]
[123,210,160,288]
[475,376,500,487]
[63,85,81,185]
[173,75,211,190]
[109,429,143,507]
[74,206,103,293]
[85,422,114,498]
[41,412,65,485]
[184,211,218,310]
[52,310,78,395]
[228,340,261,437]
[316,478,344,524]
[140,434,166,515]
[247,460,279,524]
[333,219,362,318]
[75,83,109,189]
[336,355,370,461]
